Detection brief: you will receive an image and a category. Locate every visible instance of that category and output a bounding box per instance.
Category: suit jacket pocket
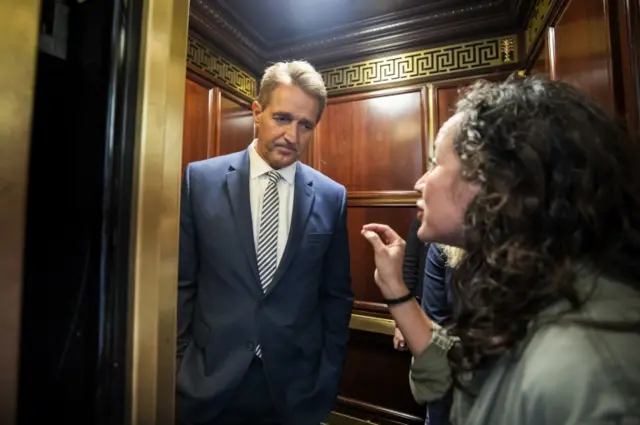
[298,329,323,357]
[305,232,332,244]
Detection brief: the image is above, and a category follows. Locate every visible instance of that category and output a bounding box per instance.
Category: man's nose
[283,122,298,144]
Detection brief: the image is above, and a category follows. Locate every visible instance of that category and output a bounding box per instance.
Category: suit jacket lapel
[265,165,315,296]
[225,150,261,295]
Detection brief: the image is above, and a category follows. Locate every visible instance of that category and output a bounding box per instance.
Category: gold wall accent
[0,0,39,423]
[501,37,515,63]
[321,35,518,93]
[427,84,436,159]
[126,0,189,423]
[526,0,553,52]
[187,34,257,98]
[349,313,396,336]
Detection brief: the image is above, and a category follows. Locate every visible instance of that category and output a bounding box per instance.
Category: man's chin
[268,153,297,169]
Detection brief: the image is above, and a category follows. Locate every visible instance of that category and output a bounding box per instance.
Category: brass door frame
[0,0,40,423]
[126,0,190,424]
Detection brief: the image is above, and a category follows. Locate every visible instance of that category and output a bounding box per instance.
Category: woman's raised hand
[361,223,408,298]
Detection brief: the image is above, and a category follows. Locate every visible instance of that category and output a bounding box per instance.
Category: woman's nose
[414,173,427,192]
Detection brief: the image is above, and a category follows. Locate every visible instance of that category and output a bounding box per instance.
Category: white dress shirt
[248,141,296,266]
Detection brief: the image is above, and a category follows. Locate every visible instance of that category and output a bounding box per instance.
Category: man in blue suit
[176,60,354,425]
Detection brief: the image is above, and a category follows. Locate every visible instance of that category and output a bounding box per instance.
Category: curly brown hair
[446,75,640,385]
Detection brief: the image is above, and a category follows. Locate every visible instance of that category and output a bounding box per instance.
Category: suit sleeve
[320,186,354,394]
[402,218,423,297]
[177,164,199,362]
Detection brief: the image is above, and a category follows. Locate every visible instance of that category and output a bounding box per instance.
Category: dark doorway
[18,0,142,423]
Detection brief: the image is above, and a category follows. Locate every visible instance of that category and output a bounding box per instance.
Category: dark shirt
[402,218,428,299]
[421,244,454,325]
[420,244,454,425]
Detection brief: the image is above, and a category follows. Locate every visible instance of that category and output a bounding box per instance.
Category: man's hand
[393,326,408,351]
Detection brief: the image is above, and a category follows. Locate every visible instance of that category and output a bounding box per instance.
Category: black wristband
[384,292,414,306]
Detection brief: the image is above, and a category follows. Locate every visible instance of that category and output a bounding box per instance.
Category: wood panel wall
[554,0,617,113]
[315,87,428,423]
[528,0,640,133]
[182,70,255,174]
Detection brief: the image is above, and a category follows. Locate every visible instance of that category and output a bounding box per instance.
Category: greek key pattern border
[187,36,257,98]
[320,35,517,93]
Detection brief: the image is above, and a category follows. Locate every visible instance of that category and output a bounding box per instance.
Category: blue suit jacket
[176,149,353,425]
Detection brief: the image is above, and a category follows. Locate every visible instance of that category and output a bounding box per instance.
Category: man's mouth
[274,145,296,153]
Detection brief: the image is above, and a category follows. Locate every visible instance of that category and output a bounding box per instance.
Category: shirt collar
[249,140,296,185]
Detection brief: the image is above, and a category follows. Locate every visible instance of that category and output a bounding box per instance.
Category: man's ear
[251,101,262,125]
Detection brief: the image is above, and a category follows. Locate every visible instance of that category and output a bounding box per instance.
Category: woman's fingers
[361,229,385,252]
[361,223,402,244]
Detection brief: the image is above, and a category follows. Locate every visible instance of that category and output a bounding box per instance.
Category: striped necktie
[255,170,281,358]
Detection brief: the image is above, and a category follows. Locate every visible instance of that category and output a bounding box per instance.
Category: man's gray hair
[257,60,327,122]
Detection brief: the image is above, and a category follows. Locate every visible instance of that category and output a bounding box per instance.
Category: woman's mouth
[416,199,425,219]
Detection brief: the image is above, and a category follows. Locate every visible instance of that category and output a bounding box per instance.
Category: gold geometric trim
[187,35,257,98]
[526,0,553,52]
[349,313,395,336]
[320,35,518,93]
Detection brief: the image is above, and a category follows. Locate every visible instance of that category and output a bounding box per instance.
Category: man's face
[252,83,319,169]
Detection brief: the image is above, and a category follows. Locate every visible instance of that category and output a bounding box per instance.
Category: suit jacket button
[246,341,254,351]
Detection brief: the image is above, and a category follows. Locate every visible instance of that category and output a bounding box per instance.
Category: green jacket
[409,272,640,425]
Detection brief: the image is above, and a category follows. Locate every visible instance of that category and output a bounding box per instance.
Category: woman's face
[416,114,480,246]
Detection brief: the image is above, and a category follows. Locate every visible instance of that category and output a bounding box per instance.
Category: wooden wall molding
[189,0,264,73]
[617,0,640,134]
[189,0,535,75]
[187,32,258,100]
[525,0,554,52]
[220,1,505,52]
[522,0,567,67]
[335,396,424,425]
[320,35,518,95]
[347,191,420,207]
[353,300,389,314]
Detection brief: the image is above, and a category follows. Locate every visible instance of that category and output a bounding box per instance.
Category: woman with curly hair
[361,76,640,424]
